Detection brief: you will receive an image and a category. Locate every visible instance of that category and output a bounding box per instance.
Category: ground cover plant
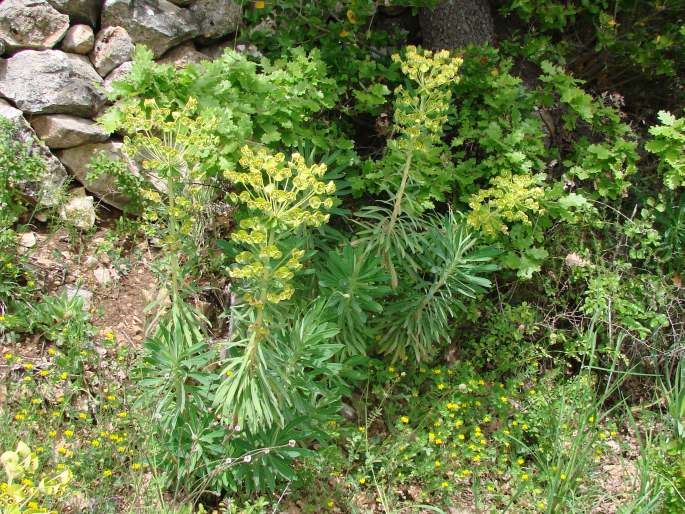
[1,1,684,513]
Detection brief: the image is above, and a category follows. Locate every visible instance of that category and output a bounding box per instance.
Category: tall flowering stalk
[216,146,335,431]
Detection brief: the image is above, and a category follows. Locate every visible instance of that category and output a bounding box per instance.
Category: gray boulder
[60,188,96,230]
[90,26,134,77]
[57,140,138,211]
[61,24,95,54]
[0,99,68,206]
[102,0,199,58]
[31,114,109,149]
[103,61,133,95]
[419,0,495,51]
[48,0,100,26]
[190,0,241,43]
[0,50,106,116]
[158,42,206,67]
[0,0,69,51]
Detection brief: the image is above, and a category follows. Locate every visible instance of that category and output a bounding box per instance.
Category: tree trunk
[420,0,496,51]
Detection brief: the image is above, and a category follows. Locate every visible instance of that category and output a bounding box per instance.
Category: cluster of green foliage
[1,0,684,511]
[0,118,42,311]
[497,0,685,104]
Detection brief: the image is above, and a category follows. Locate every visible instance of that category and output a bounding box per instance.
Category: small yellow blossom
[64,430,74,437]
[441,481,449,488]
[358,426,365,433]
[521,473,529,481]
[437,383,446,390]
[346,9,357,23]
[132,463,142,470]
[358,477,366,485]
[400,416,409,424]
[4,353,13,360]
[103,469,113,477]
[517,457,525,465]
[255,0,265,8]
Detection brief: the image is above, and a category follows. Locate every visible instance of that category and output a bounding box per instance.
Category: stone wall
[0,0,241,216]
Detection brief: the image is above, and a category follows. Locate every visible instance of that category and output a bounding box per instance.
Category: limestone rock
[63,284,93,309]
[93,266,112,285]
[102,0,199,58]
[31,114,108,149]
[90,26,134,77]
[0,99,67,206]
[48,0,100,26]
[56,140,138,211]
[158,42,206,67]
[190,0,241,43]
[61,24,94,54]
[18,231,37,253]
[419,0,495,51]
[200,41,260,61]
[103,61,133,95]
[0,50,106,116]
[60,189,96,230]
[0,0,69,51]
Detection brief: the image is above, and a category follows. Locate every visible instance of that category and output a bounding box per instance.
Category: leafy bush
[0,118,44,310]
[647,110,685,190]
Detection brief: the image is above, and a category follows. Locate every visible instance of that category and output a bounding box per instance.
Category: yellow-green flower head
[227,146,335,306]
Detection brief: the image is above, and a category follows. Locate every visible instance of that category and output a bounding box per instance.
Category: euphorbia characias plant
[216,145,336,431]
